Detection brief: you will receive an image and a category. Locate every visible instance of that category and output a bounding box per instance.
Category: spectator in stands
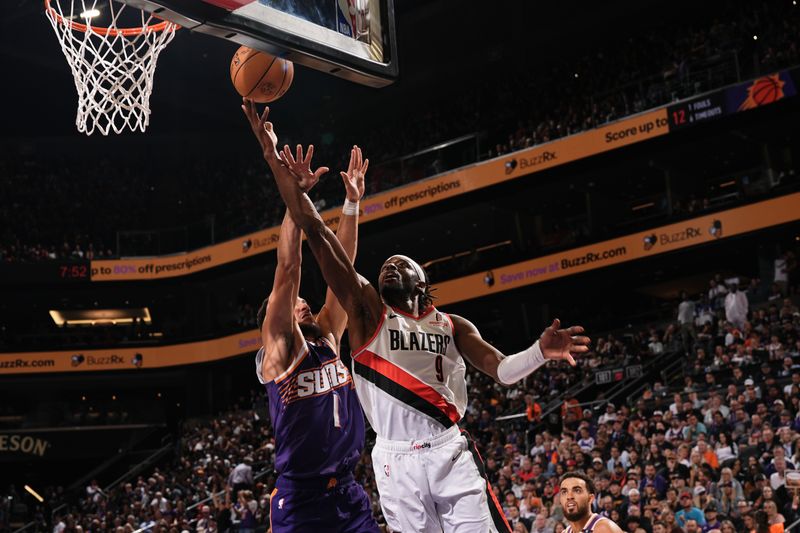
[232,489,257,533]
[649,333,665,355]
[709,280,728,311]
[227,456,253,494]
[702,501,722,533]
[85,479,102,504]
[678,291,697,355]
[684,518,701,533]
[196,504,213,532]
[683,413,708,441]
[769,457,789,491]
[508,505,533,531]
[725,282,749,330]
[675,490,706,528]
[211,485,233,533]
[640,463,668,499]
[530,513,553,533]
[599,403,618,425]
[763,499,785,528]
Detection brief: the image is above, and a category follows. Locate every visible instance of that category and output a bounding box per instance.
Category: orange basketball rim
[44,0,179,36]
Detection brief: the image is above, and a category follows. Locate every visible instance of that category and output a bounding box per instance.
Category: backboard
[121,0,398,87]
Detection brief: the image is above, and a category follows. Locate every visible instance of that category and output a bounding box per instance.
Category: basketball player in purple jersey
[247,115,379,532]
[244,102,591,532]
[560,473,624,533]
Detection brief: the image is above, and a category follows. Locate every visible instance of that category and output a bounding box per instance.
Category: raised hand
[279,144,329,193]
[340,145,369,202]
[241,98,278,161]
[538,318,591,366]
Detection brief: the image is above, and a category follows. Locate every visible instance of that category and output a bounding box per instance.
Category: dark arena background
[1,0,800,531]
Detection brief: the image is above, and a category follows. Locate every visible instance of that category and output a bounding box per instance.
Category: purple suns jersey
[256,337,365,479]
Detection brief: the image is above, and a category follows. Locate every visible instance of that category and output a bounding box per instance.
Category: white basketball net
[45,0,178,135]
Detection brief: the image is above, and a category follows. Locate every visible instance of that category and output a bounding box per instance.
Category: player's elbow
[494,374,515,387]
[277,256,301,273]
[483,361,509,386]
[286,208,318,233]
[301,216,327,239]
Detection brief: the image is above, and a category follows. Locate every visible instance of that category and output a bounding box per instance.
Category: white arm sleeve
[255,347,268,384]
[496,340,546,385]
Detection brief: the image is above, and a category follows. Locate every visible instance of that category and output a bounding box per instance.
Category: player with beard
[244,101,591,532]
[254,140,379,533]
[560,473,623,533]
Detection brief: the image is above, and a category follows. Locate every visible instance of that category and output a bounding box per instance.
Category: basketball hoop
[44,0,179,135]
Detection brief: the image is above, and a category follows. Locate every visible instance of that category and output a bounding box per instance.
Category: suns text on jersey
[296,359,351,397]
[388,329,451,356]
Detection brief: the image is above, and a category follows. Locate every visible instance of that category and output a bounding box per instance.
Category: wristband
[342,199,359,216]
[496,340,546,385]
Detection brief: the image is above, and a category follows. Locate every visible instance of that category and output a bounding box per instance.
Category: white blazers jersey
[351,304,467,440]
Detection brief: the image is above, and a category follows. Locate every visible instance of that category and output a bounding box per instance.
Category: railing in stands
[590,50,741,120]
[66,424,167,493]
[624,354,685,406]
[102,434,174,493]
[659,356,687,391]
[588,350,681,416]
[367,133,483,196]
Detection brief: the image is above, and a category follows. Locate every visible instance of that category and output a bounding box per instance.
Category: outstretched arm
[241,99,381,346]
[260,209,303,381]
[451,316,590,385]
[315,146,369,344]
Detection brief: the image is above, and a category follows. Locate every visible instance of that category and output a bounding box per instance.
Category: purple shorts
[270,473,380,533]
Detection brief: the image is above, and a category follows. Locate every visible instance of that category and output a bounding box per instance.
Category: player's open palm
[538,318,591,366]
[341,145,369,201]
[280,144,329,192]
[241,98,278,160]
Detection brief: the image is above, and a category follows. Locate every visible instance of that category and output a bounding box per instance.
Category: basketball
[230,46,294,103]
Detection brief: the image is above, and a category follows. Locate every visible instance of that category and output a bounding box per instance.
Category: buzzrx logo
[505,151,558,175]
[659,226,702,245]
[87,355,125,366]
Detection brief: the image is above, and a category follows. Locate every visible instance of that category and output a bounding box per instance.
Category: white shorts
[371,425,511,533]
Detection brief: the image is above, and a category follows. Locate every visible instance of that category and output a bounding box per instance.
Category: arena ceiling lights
[48,307,152,327]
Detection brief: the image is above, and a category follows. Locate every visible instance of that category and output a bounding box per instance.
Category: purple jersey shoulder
[262,339,365,479]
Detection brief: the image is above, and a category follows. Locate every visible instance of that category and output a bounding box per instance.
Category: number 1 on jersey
[333,392,341,428]
[435,355,443,382]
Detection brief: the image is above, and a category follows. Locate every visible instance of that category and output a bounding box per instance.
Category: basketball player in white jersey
[560,473,624,533]
[243,102,591,533]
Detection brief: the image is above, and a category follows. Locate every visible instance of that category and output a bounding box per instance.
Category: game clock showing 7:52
[58,262,90,281]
